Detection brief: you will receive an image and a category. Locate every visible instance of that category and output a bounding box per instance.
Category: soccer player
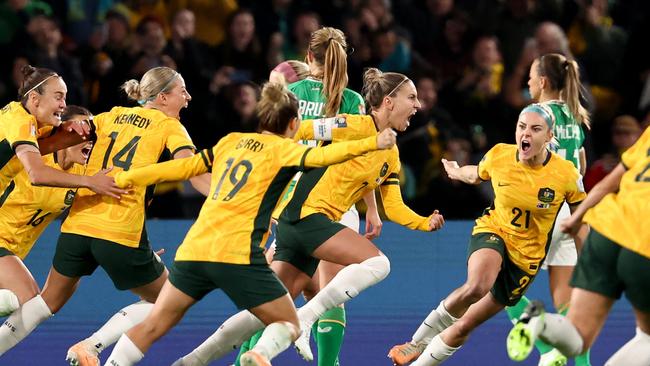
[0,66,209,365]
[506,126,650,366]
[239,27,375,366]
[0,65,122,197]
[388,103,586,366]
[0,105,92,319]
[103,81,397,366]
[173,68,444,366]
[505,53,592,366]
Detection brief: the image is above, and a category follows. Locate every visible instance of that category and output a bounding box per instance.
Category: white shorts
[339,205,360,233]
[541,202,577,269]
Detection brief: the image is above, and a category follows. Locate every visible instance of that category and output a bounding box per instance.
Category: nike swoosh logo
[345,290,354,299]
[498,182,510,187]
[317,326,332,333]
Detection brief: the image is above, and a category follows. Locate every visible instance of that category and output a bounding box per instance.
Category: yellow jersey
[280,114,432,230]
[0,102,40,191]
[114,131,380,264]
[61,106,194,248]
[584,128,650,259]
[473,144,586,274]
[0,153,85,259]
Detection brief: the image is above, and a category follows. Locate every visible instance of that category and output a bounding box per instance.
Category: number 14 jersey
[61,106,194,248]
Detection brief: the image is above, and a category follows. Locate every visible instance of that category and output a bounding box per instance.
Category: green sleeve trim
[381,181,400,186]
[199,149,212,172]
[299,147,313,171]
[11,140,38,152]
[170,145,195,157]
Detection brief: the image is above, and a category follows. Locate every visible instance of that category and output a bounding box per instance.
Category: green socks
[235,307,346,366]
[315,307,346,366]
[506,296,554,355]
[234,330,263,366]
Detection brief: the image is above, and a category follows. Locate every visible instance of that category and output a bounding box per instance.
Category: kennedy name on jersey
[113,113,152,129]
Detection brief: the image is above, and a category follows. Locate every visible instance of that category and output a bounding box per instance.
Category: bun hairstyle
[362,68,409,111]
[121,66,180,105]
[18,65,59,104]
[256,82,299,134]
[309,27,349,117]
[536,53,590,128]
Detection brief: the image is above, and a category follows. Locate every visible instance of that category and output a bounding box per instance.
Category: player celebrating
[103,81,397,366]
[506,126,650,366]
[388,103,586,366]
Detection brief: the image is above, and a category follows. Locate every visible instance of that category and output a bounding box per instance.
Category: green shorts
[0,247,14,257]
[274,213,346,277]
[169,260,288,310]
[468,233,537,306]
[53,233,165,290]
[571,229,650,312]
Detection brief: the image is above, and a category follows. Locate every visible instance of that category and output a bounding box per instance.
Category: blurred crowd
[0,0,647,219]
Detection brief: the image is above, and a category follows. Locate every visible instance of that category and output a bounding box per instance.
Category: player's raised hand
[377,128,397,149]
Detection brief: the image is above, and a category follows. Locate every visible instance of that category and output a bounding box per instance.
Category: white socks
[537,313,583,357]
[0,289,19,316]
[85,300,153,353]
[180,310,264,365]
[412,301,458,345]
[252,321,294,360]
[298,255,390,325]
[411,335,460,366]
[605,327,650,366]
[105,334,144,366]
[0,294,52,355]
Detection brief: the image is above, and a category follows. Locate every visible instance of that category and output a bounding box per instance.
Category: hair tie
[563,60,570,69]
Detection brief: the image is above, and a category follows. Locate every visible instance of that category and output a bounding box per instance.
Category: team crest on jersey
[486,235,500,243]
[64,190,76,205]
[379,162,389,177]
[537,188,555,203]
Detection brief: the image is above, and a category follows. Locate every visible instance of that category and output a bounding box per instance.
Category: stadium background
[5,221,635,365]
[0,0,645,364]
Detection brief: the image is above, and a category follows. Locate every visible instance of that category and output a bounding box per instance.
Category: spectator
[584,115,643,190]
[167,0,238,47]
[129,16,176,79]
[17,15,85,105]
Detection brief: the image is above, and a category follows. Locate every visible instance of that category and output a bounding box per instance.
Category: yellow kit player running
[388,103,586,366]
[103,81,397,366]
[0,106,92,319]
[240,27,375,366]
[506,52,592,366]
[0,67,208,365]
[507,126,650,366]
[175,68,445,366]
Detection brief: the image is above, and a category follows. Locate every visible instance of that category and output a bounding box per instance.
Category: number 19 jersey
[61,106,194,248]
